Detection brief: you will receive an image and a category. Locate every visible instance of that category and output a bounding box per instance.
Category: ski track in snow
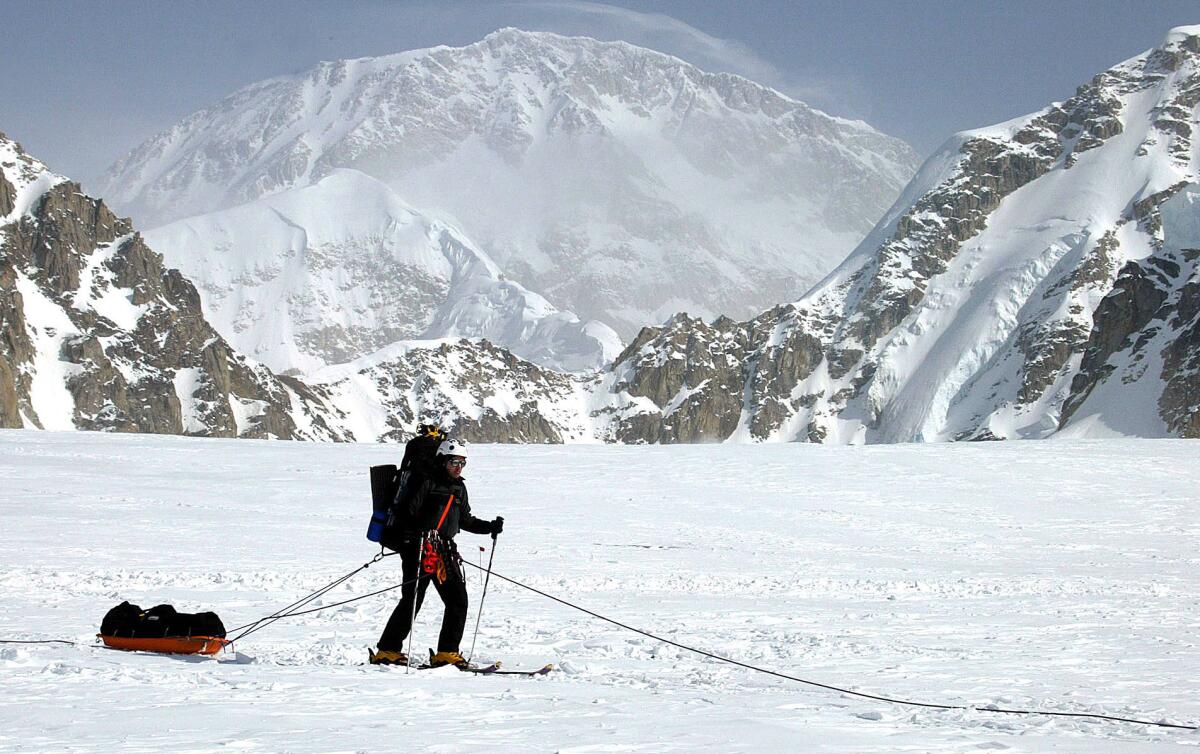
[0,431,1196,752]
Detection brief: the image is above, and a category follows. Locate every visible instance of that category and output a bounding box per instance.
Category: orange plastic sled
[99,634,229,655]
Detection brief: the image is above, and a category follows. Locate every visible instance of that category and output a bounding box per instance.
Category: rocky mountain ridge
[0,132,349,439]
[588,26,1200,442]
[0,130,608,443]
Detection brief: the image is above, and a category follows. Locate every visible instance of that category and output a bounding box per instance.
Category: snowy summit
[99,29,920,370]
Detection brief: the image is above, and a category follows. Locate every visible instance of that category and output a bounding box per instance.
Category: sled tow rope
[227,550,402,644]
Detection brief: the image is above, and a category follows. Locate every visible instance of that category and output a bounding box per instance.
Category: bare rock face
[0,170,14,217]
[1061,183,1200,437]
[598,306,832,443]
[1160,272,1200,436]
[606,314,757,443]
[0,265,33,427]
[1059,259,1171,426]
[6,182,119,293]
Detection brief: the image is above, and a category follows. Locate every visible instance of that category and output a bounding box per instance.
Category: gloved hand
[490,516,504,536]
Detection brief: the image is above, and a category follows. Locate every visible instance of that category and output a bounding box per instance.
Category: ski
[487,663,554,676]
[368,648,550,675]
[407,661,553,676]
[450,661,503,674]
[408,660,503,673]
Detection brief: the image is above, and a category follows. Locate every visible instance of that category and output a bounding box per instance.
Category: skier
[370,439,504,667]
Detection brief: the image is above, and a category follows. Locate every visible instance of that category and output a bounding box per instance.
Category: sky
[0,0,1197,184]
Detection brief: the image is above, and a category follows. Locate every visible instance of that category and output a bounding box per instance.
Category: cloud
[502,0,839,104]
[524,1,780,78]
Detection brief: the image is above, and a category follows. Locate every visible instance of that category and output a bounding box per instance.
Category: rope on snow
[461,560,1198,732]
[3,552,1194,732]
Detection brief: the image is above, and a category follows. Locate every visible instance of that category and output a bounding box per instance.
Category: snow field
[0,431,1196,752]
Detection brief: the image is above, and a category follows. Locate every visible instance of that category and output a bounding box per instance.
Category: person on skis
[370,439,503,667]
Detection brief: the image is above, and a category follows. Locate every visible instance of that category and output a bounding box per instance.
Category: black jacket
[400,467,491,540]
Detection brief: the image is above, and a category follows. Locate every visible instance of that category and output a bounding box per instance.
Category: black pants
[378,537,468,654]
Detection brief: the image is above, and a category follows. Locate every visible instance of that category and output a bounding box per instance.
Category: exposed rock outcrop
[1061,184,1200,436]
[0,170,15,217]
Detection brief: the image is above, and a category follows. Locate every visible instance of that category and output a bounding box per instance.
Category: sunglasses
[446,458,467,468]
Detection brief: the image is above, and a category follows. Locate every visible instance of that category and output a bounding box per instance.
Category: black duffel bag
[100,601,226,638]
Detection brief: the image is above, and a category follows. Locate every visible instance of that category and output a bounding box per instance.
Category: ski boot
[368,648,409,666]
[428,650,470,669]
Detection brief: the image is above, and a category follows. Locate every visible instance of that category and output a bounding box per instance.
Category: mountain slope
[592,26,1200,443]
[96,28,920,340]
[0,131,350,439]
[143,169,620,374]
[1,130,619,443]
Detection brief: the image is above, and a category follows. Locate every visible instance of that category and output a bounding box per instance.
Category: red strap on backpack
[434,494,455,532]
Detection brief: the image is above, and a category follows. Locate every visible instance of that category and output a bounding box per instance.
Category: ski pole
[467,531,499,663]
[405,533,427,674]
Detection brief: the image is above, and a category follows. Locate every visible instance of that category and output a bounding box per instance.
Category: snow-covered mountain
[1,128,611,442]
[0,131,350,439]
[97,28,920,343]
[143,170,620,374]
[590,26,1200,443]
[9,27,1199,446]
[302,338,594,443]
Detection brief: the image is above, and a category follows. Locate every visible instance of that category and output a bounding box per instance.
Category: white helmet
[437,439,468,459]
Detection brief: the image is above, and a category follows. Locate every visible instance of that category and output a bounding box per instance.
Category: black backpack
[100,601,226,639]
[367,426,445,546]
